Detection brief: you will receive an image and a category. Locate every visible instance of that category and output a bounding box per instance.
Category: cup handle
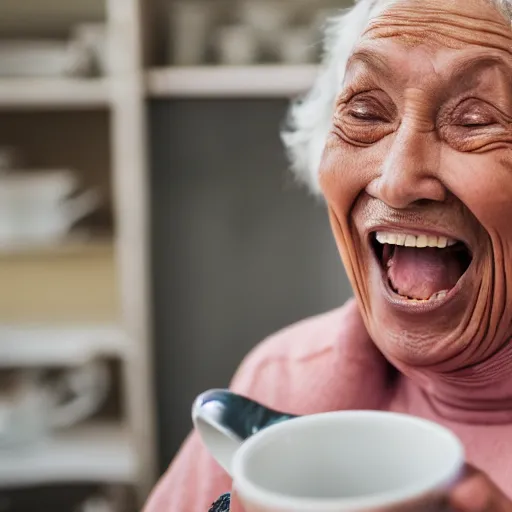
[192,389,297,476]
[64,189,101,225]
[49,360,109,429]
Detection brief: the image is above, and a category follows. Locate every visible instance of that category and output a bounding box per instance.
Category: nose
[366,127,446,209]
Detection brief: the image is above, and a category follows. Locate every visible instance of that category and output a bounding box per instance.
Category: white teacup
[0,360,109,449]
[193,391,465,512]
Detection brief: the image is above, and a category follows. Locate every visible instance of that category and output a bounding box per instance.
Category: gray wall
[149,99,353,473]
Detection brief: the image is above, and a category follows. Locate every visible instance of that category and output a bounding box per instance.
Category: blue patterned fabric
[209,493,231,512]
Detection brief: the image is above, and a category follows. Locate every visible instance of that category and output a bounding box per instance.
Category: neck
[400,340,512,424]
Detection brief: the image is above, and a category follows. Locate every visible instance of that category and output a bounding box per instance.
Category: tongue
[387,246,463,300]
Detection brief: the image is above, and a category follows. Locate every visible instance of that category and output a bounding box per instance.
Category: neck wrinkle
[401,339,512,424]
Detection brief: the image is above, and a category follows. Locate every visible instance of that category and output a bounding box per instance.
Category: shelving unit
[0,235,112,258]
[0,78,111,109]
[0,0,155,509]
[147,65,318,98]
[0,325,129,367]
[0,238,118,324]
[0,422,136,488]
[0,0,327,508]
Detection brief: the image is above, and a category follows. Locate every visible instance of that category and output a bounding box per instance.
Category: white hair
[281,0,512,195]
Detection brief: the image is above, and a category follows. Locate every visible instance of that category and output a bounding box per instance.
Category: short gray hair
[281,0,512,194]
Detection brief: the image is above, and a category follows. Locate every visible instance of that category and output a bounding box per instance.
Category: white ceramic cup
[169,1,215,66]
[0,361,110,450]
[0,171,100,244]
[198,410,465,512]
[277,27,316,64]
[215,26,259,66]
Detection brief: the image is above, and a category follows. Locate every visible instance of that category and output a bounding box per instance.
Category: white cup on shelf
[0,170,100,245]
[70,23,112,76]
[169,1,216,66]
[237,0,293,55]
[277,27,317,64]
[0,146,23,172]
[0,360,110,450]
[238,0,292,33]
[215,25,259,66]
[79,496,116,512]
[0,40,72,78]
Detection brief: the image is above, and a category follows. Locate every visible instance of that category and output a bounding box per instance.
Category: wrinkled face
[320,0,512,370]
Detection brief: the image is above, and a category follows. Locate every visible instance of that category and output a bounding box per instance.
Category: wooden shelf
[0,235,114,259]
[0,0,161,499]
[147,65,319,98]
[0,1,104,37]
[0,237,118,324]
[0,78,111,110]
[0,324,130,367]
[0,422,136,488]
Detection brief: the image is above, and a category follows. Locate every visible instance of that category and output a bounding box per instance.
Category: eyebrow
[448,55,512,86]
[347,49,512,87]
[346,49,395,81]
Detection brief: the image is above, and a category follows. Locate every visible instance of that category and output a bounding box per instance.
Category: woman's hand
[450,468,512,512]
[228,491,245,512]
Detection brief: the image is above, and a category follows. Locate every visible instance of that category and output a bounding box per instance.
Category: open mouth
[371,231,473,303]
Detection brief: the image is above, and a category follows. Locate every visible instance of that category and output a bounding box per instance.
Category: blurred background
[0,0,354,510]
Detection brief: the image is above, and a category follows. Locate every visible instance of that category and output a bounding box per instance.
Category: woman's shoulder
[230,298,390,414]
[246,298,358,363]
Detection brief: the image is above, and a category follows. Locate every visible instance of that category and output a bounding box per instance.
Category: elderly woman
[145,0,512,510]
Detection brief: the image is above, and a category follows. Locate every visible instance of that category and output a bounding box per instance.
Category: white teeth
[375,232,386,244]
[375,231,458,249]
[395,290,449,303]
[416,235,428,248]
[405,235,416,247]
[427,236,438,247]
[396,233,406,246]
[387,233,397,245]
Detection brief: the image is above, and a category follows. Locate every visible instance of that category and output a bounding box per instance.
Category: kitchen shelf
[0,235,114,259]
[0,78,111,110]
[0,324,129,367]
[0,1,104,36]
[0,237,118,324]
[0,0,159,502]
[0,422,136,488]
[147,65,319,98]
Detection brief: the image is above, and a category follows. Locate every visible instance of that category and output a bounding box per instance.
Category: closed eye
[348,109,386,122]
[459,116,495,128]
[344,93,394,124]
[450,99,499,128]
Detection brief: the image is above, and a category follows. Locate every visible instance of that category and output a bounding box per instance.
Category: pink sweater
[144,299,512,512]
